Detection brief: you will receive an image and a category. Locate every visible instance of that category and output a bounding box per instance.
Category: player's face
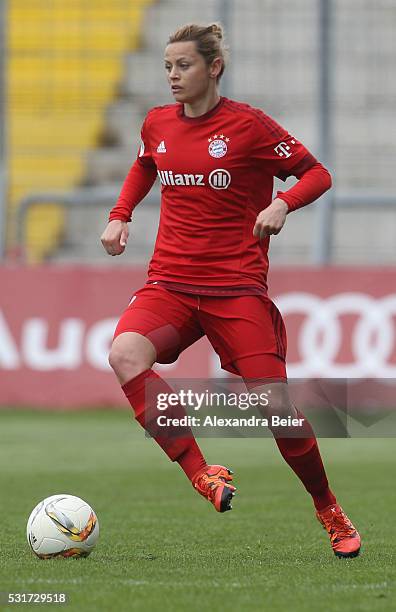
[164,42,216,104]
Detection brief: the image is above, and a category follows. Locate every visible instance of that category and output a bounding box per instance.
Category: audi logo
[275,292,396,378]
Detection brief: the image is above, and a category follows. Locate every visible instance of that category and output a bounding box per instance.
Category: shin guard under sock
[122,369,207,479]
[273,410,336,511]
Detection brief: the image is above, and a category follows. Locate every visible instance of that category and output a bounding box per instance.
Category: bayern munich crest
[208,133,229,158]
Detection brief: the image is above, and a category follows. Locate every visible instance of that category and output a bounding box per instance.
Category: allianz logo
[157,169,231,190]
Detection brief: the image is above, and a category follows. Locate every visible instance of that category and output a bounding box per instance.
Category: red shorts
[114,284,287,380]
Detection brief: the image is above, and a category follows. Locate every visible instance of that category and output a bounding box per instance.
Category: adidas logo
[157,140,167,153]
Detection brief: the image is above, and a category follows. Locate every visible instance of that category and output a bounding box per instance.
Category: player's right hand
[100,220,129,256]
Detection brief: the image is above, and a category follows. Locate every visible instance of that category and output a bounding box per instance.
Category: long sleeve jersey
[109,97,331,293]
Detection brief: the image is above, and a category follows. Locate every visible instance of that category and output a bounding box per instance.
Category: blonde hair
[167,23,228,80]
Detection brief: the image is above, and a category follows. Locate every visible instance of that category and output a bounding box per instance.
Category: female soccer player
[101,23,360,558]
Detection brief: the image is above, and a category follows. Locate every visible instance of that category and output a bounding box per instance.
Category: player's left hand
[253,198,288,239]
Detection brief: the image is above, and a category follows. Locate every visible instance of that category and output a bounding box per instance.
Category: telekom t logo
[274,140,296,158]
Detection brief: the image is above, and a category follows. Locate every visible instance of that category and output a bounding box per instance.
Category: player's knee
[108,344,149,379]
[266,400,296,421]
[260,386,296,420]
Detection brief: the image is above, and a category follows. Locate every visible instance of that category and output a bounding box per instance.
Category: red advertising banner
[1,265,396,407]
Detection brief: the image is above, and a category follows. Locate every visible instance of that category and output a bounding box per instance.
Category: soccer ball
[27,494,99,559]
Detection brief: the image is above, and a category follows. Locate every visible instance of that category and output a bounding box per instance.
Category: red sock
[177,444,207,481]
[273,410,336,511]
[122,369,207,481]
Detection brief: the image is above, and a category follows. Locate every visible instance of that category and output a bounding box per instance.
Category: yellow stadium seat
[7,0,154,262]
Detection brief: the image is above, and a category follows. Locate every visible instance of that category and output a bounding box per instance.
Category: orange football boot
[317,503,361,558]
[192,465,236,512]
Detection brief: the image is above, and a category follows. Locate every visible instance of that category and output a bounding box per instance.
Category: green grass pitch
[0,409,395,612]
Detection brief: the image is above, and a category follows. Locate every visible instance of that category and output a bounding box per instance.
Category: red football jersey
[110,97,319,292]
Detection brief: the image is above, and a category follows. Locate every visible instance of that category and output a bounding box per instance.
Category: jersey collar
[176,97,225,123]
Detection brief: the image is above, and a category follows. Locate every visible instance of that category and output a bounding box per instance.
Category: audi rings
[276,292,396,378]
